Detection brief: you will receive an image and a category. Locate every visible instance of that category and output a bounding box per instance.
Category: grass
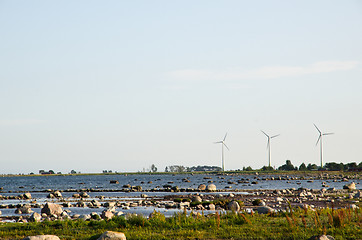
[0,207,361,239]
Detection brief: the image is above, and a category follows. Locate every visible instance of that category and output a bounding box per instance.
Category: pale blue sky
[0,1,361,174]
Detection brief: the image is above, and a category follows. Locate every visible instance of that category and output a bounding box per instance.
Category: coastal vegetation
[0,207,360,239]
[2,161,360,177]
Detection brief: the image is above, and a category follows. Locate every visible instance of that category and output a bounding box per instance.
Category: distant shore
[1,170,361,178]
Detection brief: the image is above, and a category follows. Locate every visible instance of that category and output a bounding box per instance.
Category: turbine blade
[271,134,280,138]
[223,143,229,150]
[323,132,334,136]
[261,130,269,137]
[316,135,321,146]
[214,141,222,144]
[313,124,321,134]
[223,133,228,141]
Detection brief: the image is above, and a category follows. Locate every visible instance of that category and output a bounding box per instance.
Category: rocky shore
[0,178,360,223]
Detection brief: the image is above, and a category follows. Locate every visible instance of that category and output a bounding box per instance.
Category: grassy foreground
[0,207,361,240]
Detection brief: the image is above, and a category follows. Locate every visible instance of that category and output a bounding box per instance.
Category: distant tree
[48,170,55,174]
[325,162,344,171]
[356,162,362,171]
[70,170,77,174]
[345,162,358,171]
[245,166,253,171]
[150,164,158,173]
[188,166,222,172]
[299,163,307,171]
[307,163,318,171]
[39,170,45,174]
[261,166,274,171]
[165,166,169,172]
[278,160,297,171]
[167,165,187,173]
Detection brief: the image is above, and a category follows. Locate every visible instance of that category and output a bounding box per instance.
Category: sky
[0,1,362,174]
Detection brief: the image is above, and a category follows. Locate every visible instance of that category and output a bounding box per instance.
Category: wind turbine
[261,130,280,168]
[314,124,334,168]
[214,133,229,171]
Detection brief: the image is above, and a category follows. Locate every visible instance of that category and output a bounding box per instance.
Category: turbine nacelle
[214,133,229,150]
[261,130,279,148]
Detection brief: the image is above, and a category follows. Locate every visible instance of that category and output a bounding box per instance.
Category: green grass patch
[0,207,361,239]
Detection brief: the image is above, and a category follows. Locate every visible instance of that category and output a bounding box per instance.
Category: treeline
[165,165,222,173]
[162,161,361,173]
[275,160,361,171]
[258,160,362,172]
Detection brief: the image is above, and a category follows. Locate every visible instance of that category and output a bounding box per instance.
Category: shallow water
[0,173,359,218]
[1,174,360,193]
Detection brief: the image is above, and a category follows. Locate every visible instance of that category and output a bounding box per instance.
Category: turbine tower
[314,124,334,168]
[214,133,229,171]
[261,130,280,168]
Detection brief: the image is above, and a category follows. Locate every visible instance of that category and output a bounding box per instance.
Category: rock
[343,182,356,190]
[79,214,91,220]
[207,184,217,191]
[101,210,114,220]
[129,202,138,208]
[307,235,335,240]
[47,193,55,198]
[80,192,90,198]
[256,206,275,214]
[90,212,100,220]
[23,235,61,240]
[23,193,32,199]
[90,200,101,208]
[60,211,70,219]
[349,204,358,209]
[191,195,202,202]
[196,204,204,210]
[107,206,117,212]
[110,180,119,184]
[104,202,116,208]
[179,202,190,209]
[132,186,142,191]
[252,199,265,206]
[76,201,87,207]
[115,211,124,216]
[53,191,62,198]
[17,216,27,223]
[16,205,33,214]
[198,184,206,191]
[62,202,72,208]
[72,193,81,198]
[354,191,361,199]
[208,203,216,210]
[227,201,240,212]
[97,231,126,240]
[41,203,63,216]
